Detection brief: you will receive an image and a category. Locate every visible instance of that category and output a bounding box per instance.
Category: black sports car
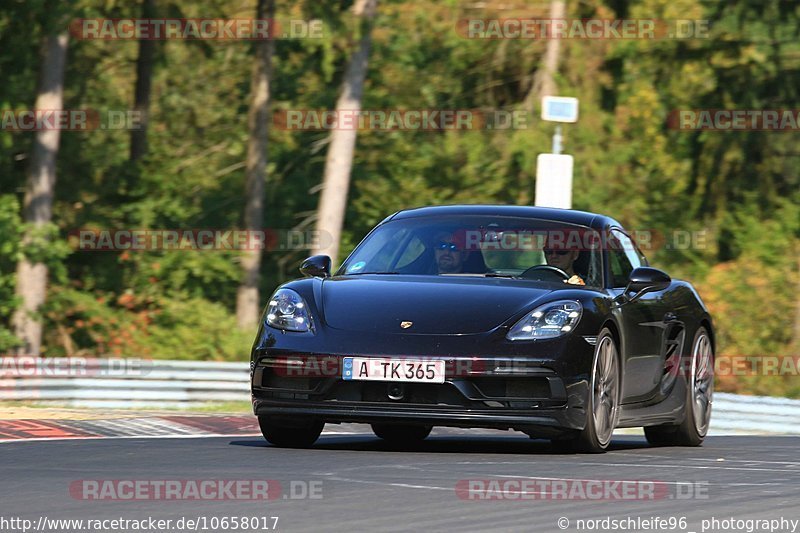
[250,205,714,452]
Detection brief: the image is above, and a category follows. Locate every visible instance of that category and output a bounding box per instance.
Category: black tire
[645,327,713,447]
[371,423,432,443]
[258,416,324,448]
[573,327,621,453]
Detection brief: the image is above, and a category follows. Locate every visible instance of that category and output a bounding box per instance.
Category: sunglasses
[436,242,461,252]
[544,249,571,256]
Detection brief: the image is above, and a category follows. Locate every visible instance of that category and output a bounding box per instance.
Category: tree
[129,0,157,162]
[12,31,69,355]
[311,0,378,267]
[236,0,276,329]
[795,251,800,352]
[527,0,565,106]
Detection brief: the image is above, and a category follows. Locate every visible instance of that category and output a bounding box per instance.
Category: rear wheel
[644,327,713,447]
[573,328,620,453]
[258,416,324,448]
[371,423,432,444]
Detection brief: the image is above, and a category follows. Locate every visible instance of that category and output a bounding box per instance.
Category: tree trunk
[236,0,276,329]
[311,0,378,266]
[527,0,565,106]
[12,32,69,355]
[129,0,157,162]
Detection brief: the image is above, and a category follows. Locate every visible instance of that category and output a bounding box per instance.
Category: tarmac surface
[1,425,798,532]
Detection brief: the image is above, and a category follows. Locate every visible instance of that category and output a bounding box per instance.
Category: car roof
[387,204,621,231]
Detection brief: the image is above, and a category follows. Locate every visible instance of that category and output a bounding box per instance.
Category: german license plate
[342,357,445,383]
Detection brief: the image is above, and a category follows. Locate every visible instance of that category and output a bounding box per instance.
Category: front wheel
[371,423,432,444]
[258,416,324,448]
[644,327,713,447]
[572,328,620,453]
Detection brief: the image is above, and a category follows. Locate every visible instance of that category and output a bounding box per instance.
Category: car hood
[320,275,553,335]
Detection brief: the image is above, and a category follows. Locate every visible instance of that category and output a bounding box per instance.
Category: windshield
[338,215,603,287]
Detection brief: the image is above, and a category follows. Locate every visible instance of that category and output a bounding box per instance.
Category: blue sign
[541,96,579,123]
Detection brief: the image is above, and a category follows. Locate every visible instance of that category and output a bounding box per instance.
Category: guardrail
[711,392,800,435]
[0,358,798,435]
[0,359,249,409]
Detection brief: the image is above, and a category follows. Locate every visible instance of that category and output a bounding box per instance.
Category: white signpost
[535,96,579,209]
[535,153,574,209]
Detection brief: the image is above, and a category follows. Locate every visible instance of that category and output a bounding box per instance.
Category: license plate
[342,357,445,383]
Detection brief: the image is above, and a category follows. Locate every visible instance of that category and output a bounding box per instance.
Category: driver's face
[434,237,465,273]
[544,248,580,273]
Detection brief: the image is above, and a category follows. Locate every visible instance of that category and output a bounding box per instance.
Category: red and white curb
[0,415,261,443]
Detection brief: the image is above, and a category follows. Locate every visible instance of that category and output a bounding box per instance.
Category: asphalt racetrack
[1,426,798,533]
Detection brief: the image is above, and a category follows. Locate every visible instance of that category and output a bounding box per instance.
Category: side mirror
[300,255,331,278]
[626,267,671,297]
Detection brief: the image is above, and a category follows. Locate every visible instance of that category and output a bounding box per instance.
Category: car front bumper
[251,351,592,437]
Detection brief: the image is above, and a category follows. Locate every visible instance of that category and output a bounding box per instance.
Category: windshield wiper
[346,271,400,275]
[346,271,516,277]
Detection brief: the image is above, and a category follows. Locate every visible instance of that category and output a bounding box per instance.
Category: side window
[608,247,632,288]
[607,229,642,288]
[613,229,643,271]
[634,241,649,267]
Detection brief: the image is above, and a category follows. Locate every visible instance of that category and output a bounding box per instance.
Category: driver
[544,245,585,285]
[433,231,466,274]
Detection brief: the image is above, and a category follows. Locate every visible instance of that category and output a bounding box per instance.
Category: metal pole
[552,125,563,154]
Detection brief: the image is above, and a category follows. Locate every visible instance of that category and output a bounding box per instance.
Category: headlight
[506,300,582,341]
[265,289,313,332]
